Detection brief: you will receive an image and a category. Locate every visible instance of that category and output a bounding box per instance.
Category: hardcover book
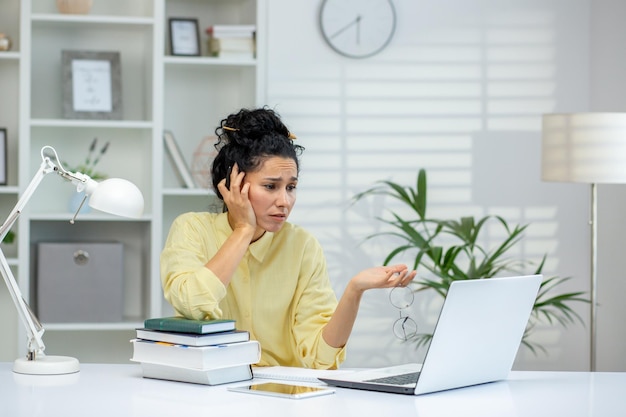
[144,316,235,334]
[130,339,261,370]
[140,362,253,385]
[136,328,249,347]
[205,25,256,38]
[208,38,255,58]
[163,130,196,189]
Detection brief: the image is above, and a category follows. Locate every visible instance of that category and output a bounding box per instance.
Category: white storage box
[36,242,124,323]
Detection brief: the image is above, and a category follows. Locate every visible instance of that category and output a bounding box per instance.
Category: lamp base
[13,355,80,375]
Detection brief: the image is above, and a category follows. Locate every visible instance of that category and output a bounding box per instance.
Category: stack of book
[205,24,256,59]
[131,316,261,385]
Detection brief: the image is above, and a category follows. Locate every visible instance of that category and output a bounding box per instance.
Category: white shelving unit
[5,0,265,363]
[0,0,23,362]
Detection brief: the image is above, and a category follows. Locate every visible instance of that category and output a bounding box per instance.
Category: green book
[144,316,236,334]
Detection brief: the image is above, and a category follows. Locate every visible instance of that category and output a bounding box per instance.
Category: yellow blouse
[160,212,345,369]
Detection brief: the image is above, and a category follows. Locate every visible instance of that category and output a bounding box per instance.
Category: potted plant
[353,169,588,354]
[1,230,15,244]
[65,138,110,213]
[65,137,110,180]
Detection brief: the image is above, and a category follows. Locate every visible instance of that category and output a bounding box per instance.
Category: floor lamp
[541,113,626,371]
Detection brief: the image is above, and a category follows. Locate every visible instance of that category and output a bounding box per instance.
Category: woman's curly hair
[211,107,304,200]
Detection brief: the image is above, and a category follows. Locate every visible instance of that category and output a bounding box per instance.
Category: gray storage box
[37,242,124,323]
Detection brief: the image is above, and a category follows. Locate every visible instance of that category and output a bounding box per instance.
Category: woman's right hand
[218,163,256,234]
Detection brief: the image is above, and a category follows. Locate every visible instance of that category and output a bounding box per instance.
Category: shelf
[0,186,19,194]
[43,321,143,331]
[164,55,256,67]
[30,119,154,129]
[0,52,20,60]
[31,14,154,26]
[162,188,214,196]
[28,213,153,222]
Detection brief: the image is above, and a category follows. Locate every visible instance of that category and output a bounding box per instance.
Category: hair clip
[223,126,238,132]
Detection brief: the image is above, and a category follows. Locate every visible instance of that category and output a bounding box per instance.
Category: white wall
[265,0,624,371]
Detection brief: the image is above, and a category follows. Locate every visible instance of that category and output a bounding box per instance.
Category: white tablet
[228,382,335,399]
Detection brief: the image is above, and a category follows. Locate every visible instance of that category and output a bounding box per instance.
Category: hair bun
[219,107,291,147]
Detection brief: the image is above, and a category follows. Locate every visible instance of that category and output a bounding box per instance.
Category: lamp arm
[0,155,58,359]
[0,250,44,358]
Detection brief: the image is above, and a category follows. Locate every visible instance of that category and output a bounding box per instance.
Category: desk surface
[1,363,624,417]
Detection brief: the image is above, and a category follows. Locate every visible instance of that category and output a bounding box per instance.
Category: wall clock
[319,0,397,59]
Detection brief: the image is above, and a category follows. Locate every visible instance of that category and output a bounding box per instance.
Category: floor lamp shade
[541,113,626,183]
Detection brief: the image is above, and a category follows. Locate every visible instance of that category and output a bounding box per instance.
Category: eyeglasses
[389,286,418,341]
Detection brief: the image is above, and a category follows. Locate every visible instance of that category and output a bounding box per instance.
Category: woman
[161,107,416,369]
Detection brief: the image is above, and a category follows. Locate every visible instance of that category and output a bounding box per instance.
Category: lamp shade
[541,113,626,184]
[88,178,144,218]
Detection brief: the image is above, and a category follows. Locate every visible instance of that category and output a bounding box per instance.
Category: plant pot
[56,0,93,15]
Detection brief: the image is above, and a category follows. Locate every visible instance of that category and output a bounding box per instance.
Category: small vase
[0,33,11,51]
[56,0,93,14]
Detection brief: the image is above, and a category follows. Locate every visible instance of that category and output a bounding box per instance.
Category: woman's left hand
[351,264,417,292]
[323,264,417,348]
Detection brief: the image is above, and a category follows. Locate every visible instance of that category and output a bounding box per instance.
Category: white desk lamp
[541,113,626,371]
[0,145,144,375]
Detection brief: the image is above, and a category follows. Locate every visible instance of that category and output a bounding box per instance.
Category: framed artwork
[62,50,123,120]
[169,18,201,56]
[0,128,6,185]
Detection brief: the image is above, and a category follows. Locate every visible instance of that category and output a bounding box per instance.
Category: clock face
[319,0,397,59]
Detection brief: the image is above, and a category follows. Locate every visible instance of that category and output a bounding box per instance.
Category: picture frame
[0,128,6,185]
[169,18,201,56]
[62,50,123,120]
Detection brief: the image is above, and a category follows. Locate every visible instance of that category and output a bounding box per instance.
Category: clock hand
[356,15,361,45]
[329,15,362,40]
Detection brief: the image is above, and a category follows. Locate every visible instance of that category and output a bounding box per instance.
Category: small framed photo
[62,50,123,120]
[0,128,6,185]
[169,18,201,56]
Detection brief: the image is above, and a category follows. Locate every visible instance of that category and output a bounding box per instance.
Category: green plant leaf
[416,169,427,219]
[1,230,15,244]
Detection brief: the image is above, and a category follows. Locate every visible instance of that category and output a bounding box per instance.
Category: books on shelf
[131,339,261,370]
[205,24,256,58]
[141,362,253,386]
[208,37,255,58]
[205,24,256,39]
[163,130,196,189]
[144,316,235,334]
[136,328,249,347]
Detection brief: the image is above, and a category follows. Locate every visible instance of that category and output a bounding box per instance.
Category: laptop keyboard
[365,371,420,385]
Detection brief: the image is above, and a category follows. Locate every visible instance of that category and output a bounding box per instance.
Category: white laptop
[319,274,542,395]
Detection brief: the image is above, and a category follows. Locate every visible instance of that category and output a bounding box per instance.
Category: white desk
[1,363,624,417]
